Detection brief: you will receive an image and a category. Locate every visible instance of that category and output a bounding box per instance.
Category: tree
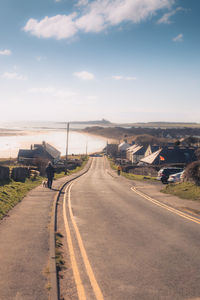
[184,161,200,185]
[195,148,200,160]
[183,136,199,147]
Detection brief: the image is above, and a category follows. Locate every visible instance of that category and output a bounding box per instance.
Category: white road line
[131,186,200,225]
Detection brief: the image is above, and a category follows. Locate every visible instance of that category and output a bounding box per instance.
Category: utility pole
[65,122,70,174]
[106,140,108,156]
[86,141,88,156]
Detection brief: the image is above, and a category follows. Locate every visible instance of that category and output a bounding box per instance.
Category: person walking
[45,162,55,189]
[117,164,122,176]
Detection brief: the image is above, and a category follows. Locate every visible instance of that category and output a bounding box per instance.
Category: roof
[34,142,60,158]
[127,144,138,152]
[131,145,146,155]
[140,149,162,164]
[118,142,130,151]
[140,147,197,165]
[18,142,60,160]
[18,149,35,159]
[43,143,60,158]
[150,145,160,153]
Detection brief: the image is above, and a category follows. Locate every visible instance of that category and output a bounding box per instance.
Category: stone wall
[11,167,30,182]
[0,166,10,181]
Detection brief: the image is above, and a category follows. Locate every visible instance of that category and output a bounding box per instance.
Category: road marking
[63,189,87,300]
[68,182,105,300]
[106,169,116,178]
[131,186,200,225]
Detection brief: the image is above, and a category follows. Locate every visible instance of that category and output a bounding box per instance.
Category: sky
[0,0,199,123]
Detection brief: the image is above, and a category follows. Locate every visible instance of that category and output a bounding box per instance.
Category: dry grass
[162,182,200,201]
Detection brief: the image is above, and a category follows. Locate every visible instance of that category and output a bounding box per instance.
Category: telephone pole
[86,141,88,156]
[65,122,70,174]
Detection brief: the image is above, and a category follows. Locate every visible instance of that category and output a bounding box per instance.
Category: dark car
[157,167,183,184]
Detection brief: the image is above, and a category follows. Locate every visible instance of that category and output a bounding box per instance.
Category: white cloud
[112,75,136,81]
[24,0,174,39]
[157,7,184,24]
[0,49,12,56]
[2,72,27,80]
[76,0,89,6]
[74,71,95,80]
[76,0,174,32]
[23,14,78,40]
[112,75,123,80]
[28,87,77,98]
[173,33,183,42]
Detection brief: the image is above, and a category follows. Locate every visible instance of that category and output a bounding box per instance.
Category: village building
[118,141,130,152]
[118,141,131,158]
[18,141,61,165]
[140,146,197,166]
[144,145,160,157]
[126,144,138,161]
[131,145,147,163]
[126,144,147,164]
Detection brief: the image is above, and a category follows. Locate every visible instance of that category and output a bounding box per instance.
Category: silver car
[168,171,184,183]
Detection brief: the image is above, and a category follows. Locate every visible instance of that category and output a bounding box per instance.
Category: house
[118,141,131,158]
[140,146,197,166]
[144,145,160,157]
[131,145,147,163]
[18,141,61,165]
[127,144,148,163]
[118,141,130,152]
[126,144,138,161]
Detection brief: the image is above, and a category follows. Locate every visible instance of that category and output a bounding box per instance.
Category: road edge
[49,158,92,300]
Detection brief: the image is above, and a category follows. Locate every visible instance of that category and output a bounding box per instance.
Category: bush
[184,161,200,185]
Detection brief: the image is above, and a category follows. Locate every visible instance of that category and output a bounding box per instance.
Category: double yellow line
[63,181,104,300]
[131,186,200,225]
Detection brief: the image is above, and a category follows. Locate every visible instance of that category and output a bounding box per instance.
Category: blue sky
[0,0,199,123]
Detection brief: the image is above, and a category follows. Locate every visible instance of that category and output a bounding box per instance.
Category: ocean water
[0,130,106,158]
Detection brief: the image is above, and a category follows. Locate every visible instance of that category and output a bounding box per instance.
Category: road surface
[63,157,200,300]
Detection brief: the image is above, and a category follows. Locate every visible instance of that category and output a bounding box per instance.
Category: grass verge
[0,177,43,220]
[162,182,200,201]
[55,232,66,274]
[54,156,89,180]
[0,157,89,220]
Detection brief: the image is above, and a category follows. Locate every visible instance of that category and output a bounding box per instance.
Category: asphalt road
[65,157,200,300]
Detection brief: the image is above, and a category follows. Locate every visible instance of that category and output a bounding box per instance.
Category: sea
[0,121,107,158]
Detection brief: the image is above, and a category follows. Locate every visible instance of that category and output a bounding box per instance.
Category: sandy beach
[78,129,118,144]
[0,128,107,158]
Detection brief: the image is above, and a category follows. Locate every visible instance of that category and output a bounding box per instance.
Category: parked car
[168,171,184,183]
[180,170,186,182]
[157,167,183,184]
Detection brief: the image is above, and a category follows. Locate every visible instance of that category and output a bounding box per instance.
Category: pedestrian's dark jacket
[45,164,55,179]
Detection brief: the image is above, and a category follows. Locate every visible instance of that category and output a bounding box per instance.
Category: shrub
[184,161,200,185]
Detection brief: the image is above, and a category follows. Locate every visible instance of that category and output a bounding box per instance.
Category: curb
[49,159,92,300]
